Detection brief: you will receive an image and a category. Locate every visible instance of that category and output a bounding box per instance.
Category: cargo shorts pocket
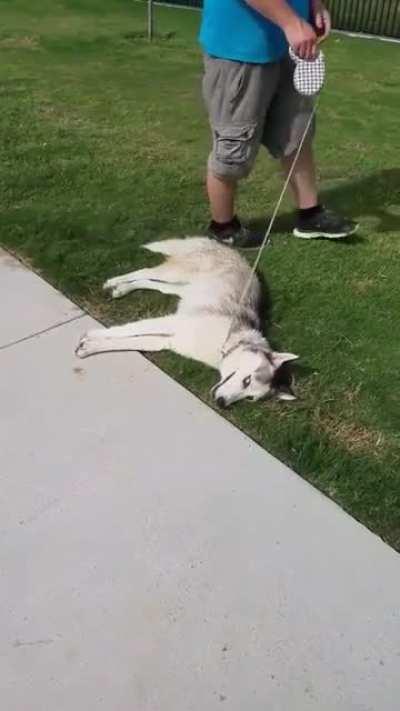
[214,124,256,165]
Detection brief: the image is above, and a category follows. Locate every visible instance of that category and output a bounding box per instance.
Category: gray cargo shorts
[202,53,315,180]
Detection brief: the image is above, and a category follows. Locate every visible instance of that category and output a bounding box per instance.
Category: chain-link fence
[154,0,400,39]
[328,0,400,37]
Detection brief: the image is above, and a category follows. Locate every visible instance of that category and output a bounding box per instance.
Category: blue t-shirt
[200,0,310,64]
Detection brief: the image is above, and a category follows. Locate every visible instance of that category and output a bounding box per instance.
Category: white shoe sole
[293,225,359,240]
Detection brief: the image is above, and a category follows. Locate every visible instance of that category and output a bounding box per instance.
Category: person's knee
[264,109,316,160]
[209,124,257,180]
[209,157,253,181]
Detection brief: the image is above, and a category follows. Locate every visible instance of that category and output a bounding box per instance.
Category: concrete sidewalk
[1,247,399,711]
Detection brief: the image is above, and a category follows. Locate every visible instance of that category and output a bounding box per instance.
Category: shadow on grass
[251,271,314,394]
[249,168,400,238]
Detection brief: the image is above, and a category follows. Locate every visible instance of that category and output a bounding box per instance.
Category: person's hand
[312,0,331,41]
[284,17,318,60]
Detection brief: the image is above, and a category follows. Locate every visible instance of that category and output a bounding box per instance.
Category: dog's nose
[216,396,227,409]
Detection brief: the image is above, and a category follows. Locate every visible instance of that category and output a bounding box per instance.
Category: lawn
[1,0,399,548]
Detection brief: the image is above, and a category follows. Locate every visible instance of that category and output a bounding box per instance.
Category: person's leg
[263,58,358,239]
[284,131,358,238]
[207,172,236,223]
[281,138,318,209]
[202,55,279,247]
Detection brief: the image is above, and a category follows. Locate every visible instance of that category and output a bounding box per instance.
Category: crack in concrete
[0,314,86,352]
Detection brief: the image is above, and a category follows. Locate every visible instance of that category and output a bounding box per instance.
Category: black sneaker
[293,206,359,240]
[208,219,264,250]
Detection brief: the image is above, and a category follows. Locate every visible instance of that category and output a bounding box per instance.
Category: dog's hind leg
[103,266,187,299]
[144,237,210,257]
[76,316,177,358]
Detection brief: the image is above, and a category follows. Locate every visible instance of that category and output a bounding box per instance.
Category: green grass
[1,0,399,548]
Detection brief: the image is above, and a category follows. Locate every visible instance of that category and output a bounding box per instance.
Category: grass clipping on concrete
[1,0,399,548]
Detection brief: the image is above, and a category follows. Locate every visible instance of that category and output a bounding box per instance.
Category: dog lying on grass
[76,237,298,407]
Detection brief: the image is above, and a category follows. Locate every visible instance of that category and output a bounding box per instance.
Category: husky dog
[76,238,298,407]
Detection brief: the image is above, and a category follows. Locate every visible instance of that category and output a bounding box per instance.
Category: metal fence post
[148,0,154,41]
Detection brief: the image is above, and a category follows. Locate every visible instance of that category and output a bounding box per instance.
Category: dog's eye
[242,376,252,388]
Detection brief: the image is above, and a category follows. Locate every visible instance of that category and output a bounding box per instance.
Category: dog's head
[212,344,298,408]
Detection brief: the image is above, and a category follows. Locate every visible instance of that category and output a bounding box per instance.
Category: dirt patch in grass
[122,31,176,42]
[313,409,385,458]
[351,277,376,295]
[0,35,40,50]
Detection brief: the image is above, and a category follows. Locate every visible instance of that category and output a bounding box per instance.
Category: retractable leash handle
[288,13,327,97]
[288,45,326,96]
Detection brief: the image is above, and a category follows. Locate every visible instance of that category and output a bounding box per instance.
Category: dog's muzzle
[210,371,235,405]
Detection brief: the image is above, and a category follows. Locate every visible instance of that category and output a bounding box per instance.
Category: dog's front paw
[75,333,96,358]
[103,276,121,292]
[76,327,107,358]
[103,278,113,292]
[103,279,130,299]
[75,335,90,359]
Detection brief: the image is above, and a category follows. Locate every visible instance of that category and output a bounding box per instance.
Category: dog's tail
[143,237,212,257]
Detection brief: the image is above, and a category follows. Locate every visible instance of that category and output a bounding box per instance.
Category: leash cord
[221,97,319,355]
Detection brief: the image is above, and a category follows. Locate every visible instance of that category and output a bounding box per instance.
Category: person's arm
[311,0,331,40]
[244,0,317,59]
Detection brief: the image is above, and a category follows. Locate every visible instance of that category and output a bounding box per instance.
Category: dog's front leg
[76,317,177,359]
[75,334,173,359]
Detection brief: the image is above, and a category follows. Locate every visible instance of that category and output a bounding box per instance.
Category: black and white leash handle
[288,12,327,98]
[288,46,326,97]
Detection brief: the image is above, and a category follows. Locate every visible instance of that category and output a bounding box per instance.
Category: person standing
[200,0,358,248]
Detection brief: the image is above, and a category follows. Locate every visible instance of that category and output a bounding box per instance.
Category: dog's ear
[271,352,299,370]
